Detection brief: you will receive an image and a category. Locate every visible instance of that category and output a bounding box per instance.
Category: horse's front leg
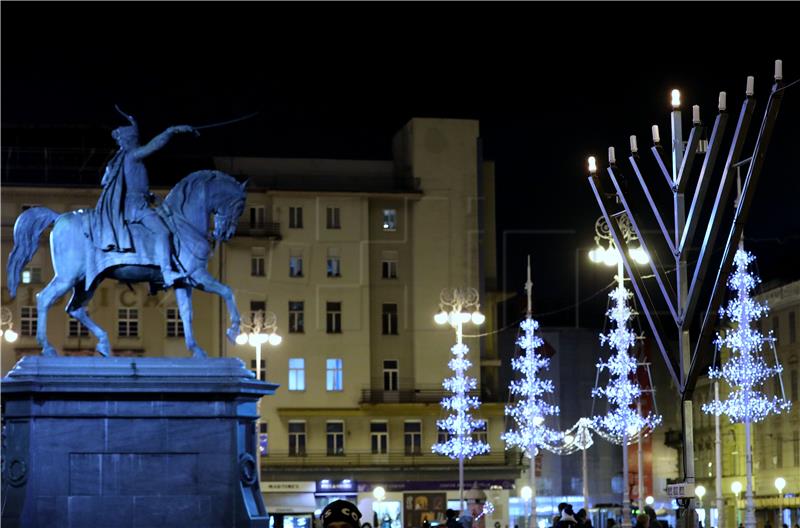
[36,277,74,356]
[190,269,241,344]
[174,286,207,358]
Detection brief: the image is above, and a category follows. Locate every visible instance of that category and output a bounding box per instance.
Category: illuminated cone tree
[702,249,791,528]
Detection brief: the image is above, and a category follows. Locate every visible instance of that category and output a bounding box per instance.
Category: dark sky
[3,4,799,330]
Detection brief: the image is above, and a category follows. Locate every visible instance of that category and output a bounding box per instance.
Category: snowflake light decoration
[702,249,791,422]
[432,342,491,459]
[593,285,661,439]
[503,317,562,453]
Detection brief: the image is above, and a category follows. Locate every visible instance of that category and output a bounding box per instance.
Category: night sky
[3,4,799,330]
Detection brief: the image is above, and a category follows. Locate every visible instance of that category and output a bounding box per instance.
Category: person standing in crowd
[576,509,592,528]
[633,514,649,528]
[557,505,579,528]
[321,500,363,528]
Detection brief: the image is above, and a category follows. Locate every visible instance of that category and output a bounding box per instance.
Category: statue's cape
[88,150,132,252]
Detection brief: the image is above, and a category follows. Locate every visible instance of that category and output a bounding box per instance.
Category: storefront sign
[262,481,316,493]
[358,480,514,492]
[317,479,357,493]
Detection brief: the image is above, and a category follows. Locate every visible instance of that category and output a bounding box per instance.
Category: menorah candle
[775,59,783,80]
[652,125,660,143]
[746,76,754,96]
[630,135,638,153]
[608,146,616,165]
[692,105,700,124]
[718,92,727,112]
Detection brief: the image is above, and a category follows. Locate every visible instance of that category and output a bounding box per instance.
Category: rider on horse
[90,107,197,287]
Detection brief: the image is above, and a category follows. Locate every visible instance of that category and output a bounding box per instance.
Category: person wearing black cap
[321,499,363,528]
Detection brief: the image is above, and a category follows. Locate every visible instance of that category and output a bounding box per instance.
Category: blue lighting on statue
[702,249,792,422]
[431,342,490,459]
[592,285,661,439]
[502,316,562,453]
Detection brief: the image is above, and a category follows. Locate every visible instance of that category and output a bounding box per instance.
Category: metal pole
[714,382,724,528]
[530,451,537,528]
[637,400,645,511]
[457,318,465,514]
[255,340,262,476]
[623,431,631,528]
[744,421,755,528]
[673,105,697,528]
[582,446,590,511]
[575,248,580,328]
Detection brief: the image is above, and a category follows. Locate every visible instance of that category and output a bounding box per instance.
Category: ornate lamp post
[235,309,281,469]
[774,477,786,527]
[432,287,487,513]
[731,481,743,527]
[1,307,19,343]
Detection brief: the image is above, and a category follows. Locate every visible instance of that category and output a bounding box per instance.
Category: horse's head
[211,177,248,241]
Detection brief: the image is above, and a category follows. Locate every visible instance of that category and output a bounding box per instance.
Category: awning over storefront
[736,496,800,509]
[264,492,318,514]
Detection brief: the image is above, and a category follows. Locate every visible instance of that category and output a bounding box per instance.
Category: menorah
[585,59,787,520]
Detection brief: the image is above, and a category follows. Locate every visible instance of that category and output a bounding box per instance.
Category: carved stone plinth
[1,356,277,528]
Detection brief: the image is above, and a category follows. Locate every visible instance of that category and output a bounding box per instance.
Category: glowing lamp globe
[235,333,248,345]
[695,485,706,500]
[268,333,282,346]
[4,328,18,343]
[645,496,654,506]
[434,311,449,325]
[731,481,742,495]
[471,311,485,325]
[459,312,471,324]
[603,248,619,267]
[588,156,598,174]
[775,477,786,494]
[520,486,532,500]
[373,486,386,501]
[589,248,602,263]
[630,247,650,265]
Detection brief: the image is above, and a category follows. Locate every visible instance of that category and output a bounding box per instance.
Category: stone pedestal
[1,356,278,528]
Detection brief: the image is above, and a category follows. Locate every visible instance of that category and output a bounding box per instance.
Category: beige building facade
[1,118,518,528]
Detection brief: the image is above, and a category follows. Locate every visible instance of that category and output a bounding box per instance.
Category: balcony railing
[261,450,510,468]
[236,221,281,240]
[360,389,480,404]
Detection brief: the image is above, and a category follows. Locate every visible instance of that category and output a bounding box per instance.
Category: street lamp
[1,307,19,343]
[732,481,743,526]
[775,478,786,527]
[521,485,533,528]
[695,485,706,527]
[433,287,485,513]
[235,309,281,471]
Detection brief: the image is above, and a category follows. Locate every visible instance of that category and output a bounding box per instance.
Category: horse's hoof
[42,346,58,357]
[191,348,208,359]
[96,344,111,357]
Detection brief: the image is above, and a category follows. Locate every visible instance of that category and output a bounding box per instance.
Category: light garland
[702,249,792,422]
[503,317,563,455]
[592,285,662,440]
[432,343,491,459]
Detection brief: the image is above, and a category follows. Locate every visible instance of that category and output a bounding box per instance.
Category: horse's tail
[7,207,59,299]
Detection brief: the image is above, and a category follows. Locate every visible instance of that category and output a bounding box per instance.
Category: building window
[289,255,303,277]
[382,304,398,335]
[383,209,397,231]
[22,267,42,284]
[326,207,340,229]
[69,316,89,338]
[251,247,266,277]
[259,423,268,456]
[118,308,138,338]
[772,316,780,340]
[381,251,398,279]
[383,360,399,392]
[437,425,451,445]
[289,358,305,391]
[289,206,303,229]
[404,421,422,455]
[289,301,304,334]
[326,421,345,456]
[250,358,267,381]
[472,420,488,453]
[250,301,266,322]
[166,308,184,337]
[789,311,797,343]
[288,421,306,457]
[327,248,341,278]
[371,422,389,454]
[20,306,37,336]
[249,206,266,228]
[326,302,342,334]
[326,358,343,391]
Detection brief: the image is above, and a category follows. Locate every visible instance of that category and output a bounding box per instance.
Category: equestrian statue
[6,107,248,358]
